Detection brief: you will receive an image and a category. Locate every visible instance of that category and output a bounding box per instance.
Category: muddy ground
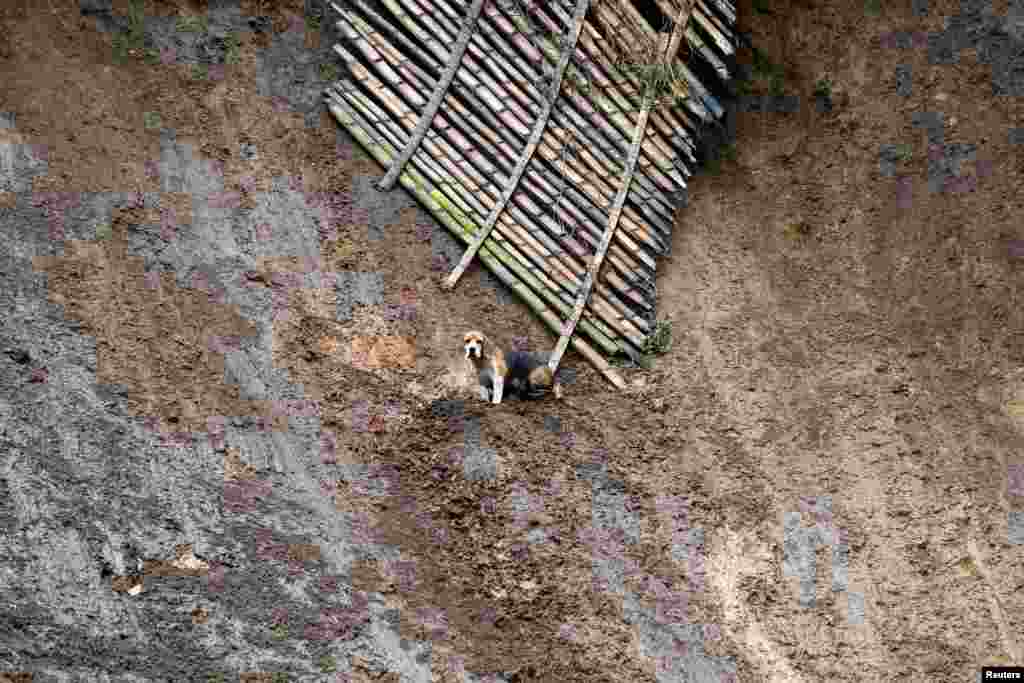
[1,0,1022,681]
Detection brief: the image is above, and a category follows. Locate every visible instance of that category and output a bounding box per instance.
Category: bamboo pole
[377,0,485,191]
[442,0,591,291]
[549,4,694,375]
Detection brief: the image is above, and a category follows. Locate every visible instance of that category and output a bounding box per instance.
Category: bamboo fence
[323,0,738,389]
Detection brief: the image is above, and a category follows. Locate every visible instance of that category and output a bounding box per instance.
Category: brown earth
[2,0,1023,680]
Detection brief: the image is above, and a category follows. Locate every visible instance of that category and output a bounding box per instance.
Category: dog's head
[463,330,487,360]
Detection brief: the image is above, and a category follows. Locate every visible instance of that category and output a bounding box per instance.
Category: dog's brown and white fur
[463,330,562,404]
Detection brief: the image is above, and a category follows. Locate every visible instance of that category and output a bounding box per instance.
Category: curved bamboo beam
[549,2,694,375]
[442,0,591,291]
[376,0,485,191]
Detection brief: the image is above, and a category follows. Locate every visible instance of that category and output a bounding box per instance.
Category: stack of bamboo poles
[323,0,738,388]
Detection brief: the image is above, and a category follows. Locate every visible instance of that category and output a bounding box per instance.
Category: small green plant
[783,220,813,240]
[127,0,145,34]
[813,77,833,98]
[720,143,737,162]
[768,71,785,97]
[271,673,289,683]
[176,14,208,33]
[735,78,754,96]
[271,623,288,640]
[641,320,672,356]
[751,47,774,78]
[144,48,160,65]
[618,61,689,107]
[318,655,338,673]
[191,64,208,80]
[143,111,161,130]
[207,674,225,683]
[752,0,773,14]
[95,223,113,240]
[318,62,338,82]
[224,33,241,65]
[893,143,913,162]
[865,0,881,16]
[112,1,146,63]
[306,12,322,31]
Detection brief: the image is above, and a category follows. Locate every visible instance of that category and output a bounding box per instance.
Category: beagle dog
[463,330,562,404]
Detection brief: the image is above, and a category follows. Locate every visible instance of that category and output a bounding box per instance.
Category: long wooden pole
[376,0,485,191]
[549,3,694,375]
[441,0,591,291]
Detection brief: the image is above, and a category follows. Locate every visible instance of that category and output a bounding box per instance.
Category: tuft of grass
[893,143,913,162]
[783,220,813,240]
[143,111,161,130]
[95,223,113,240]
[306,12,322,31]
[127,0,145,41]
[865,0,881,16]
[207,675,225,683]
[318,655,337,673]
[749,47,786,96]
[224,33,241,65]
[618,60,690,107]
[751,47,774,78]
[176,14,208,33]
[112,0,147,63]
[813,77,833,98]
[318,62,339,82]
[641,320,673,356]
[752,0,773,14]
[270,623,288,641]
[271,674,289,683]
[955,557,977,577]
[720,143,737,162]
[191,64,208,80]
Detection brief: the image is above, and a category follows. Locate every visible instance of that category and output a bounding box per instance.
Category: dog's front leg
[492,375,504,404]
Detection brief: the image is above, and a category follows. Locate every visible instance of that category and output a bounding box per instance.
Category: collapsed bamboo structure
[323,0,738,389]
